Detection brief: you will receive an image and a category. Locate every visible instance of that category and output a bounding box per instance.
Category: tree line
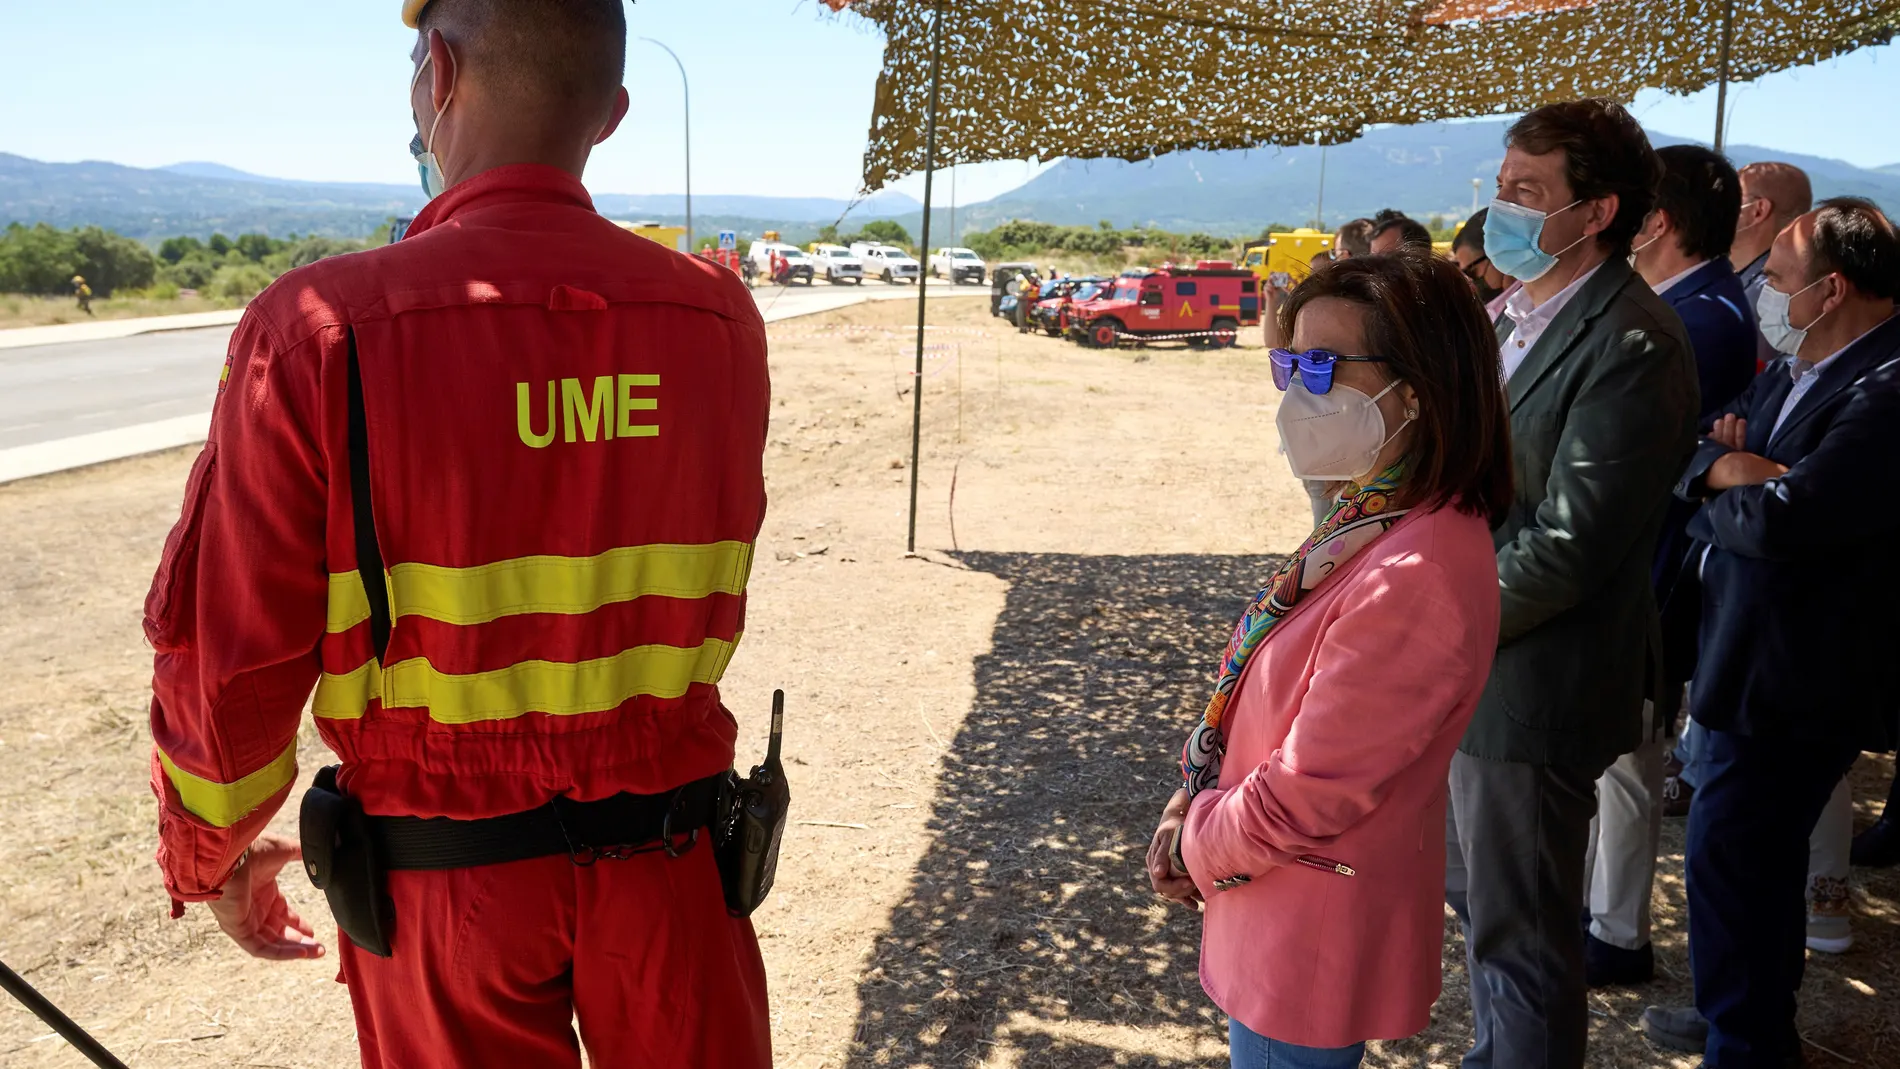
[0,222,392,299]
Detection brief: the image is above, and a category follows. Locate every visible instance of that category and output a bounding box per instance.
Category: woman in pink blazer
[1148,250,1513,1068]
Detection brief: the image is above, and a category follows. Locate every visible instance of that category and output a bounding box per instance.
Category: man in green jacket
[1444,99,1698,1069]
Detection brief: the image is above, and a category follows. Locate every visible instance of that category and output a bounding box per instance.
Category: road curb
[0,309,247,352]
[0,413,211,486]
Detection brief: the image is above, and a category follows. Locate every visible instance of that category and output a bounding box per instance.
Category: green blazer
[1463,258,1699,772]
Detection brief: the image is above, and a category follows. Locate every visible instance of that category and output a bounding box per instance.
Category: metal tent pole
[907,0,945,554]
[1713,0,1736,152]
[1,959,131,1069]
[1315,145,1327,229]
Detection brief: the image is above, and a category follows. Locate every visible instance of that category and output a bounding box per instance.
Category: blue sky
[2,1,1894,206]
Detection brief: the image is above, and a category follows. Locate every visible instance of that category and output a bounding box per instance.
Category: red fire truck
[1066,261,1260,348]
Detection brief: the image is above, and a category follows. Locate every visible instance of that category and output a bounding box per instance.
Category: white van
[745,241,815,285]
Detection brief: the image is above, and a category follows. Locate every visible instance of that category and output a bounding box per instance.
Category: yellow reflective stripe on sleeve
[312,658,382,720]
[309,637,737,723]
[157,739,299,829]
[327,572,372,634]
[323,542,753,633]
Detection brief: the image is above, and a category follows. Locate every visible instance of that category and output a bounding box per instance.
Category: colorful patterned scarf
[1181,463,1410,796]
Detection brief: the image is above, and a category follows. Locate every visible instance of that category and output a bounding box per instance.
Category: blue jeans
[1229,1018,1366,1068]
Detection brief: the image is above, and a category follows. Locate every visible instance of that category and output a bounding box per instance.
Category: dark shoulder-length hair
[1278,250,1514,526]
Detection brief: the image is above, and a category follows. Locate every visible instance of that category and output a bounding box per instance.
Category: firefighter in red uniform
[142,2,772,1066]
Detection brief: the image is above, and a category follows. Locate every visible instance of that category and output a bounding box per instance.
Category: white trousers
[1585,702,1666,950]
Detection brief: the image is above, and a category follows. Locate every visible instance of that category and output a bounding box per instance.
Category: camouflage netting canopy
[839,0,1900,191]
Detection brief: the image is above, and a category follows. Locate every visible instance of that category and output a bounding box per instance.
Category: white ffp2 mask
[1275,374,1411,482]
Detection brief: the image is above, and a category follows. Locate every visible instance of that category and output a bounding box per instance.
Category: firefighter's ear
[596,87,631,146]
[424,29,457,114]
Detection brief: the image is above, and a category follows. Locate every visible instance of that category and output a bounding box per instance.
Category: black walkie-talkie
[716,690,790,917]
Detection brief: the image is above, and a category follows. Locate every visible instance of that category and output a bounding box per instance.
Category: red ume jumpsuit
[144,165,772,1068]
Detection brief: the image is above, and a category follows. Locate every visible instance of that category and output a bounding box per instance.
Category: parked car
[929,247,987,284]
[989,262,1039,316]
[1066,262,1259,348]
[806,243,865,285]
[746,241,816,285]
[1032,276,1107,335]
[849,242,921,284]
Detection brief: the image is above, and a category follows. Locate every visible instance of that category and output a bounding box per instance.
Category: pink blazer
[1181,504,1500,1048]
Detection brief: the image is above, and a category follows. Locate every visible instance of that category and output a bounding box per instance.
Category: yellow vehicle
[1241,228,1334,290]
[615,220,688,252]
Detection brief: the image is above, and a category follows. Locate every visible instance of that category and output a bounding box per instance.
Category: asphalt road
[0,280,983,452]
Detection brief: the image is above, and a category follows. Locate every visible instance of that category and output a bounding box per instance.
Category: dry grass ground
[1,296,1895,1068]
[0,293,246,331]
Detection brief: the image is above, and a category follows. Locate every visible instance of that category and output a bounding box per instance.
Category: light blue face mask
[1483,197,1587,283]
[409,52,454,200]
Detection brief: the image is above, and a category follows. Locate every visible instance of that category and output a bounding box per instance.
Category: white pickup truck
[849,241,921,284]
[807,243,865,285]
[929,247,987,284]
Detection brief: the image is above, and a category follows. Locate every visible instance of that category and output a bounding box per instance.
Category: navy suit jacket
[1652,260,1760,687]
[1668,259,1758,420]
[1674,312,1900,749]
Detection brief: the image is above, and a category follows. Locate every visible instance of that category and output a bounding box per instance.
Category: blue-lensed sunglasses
[1267,348,1390,393]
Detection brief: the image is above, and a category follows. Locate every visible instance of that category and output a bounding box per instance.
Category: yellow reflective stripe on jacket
[327,572,372,633]
[323,542,752,633]
[312,637,737,723]
[157,739,299,829]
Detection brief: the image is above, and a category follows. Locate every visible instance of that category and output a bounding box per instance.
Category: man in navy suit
[1584,145,1761,989]
[1643,198,1900,1068]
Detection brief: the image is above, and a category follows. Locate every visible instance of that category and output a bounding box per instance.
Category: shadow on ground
[841,551,1900,1069]
[845,551,1281,1069]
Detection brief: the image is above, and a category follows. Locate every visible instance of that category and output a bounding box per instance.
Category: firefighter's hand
[207,834,325,961]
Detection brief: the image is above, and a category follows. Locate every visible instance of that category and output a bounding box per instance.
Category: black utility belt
[370,774,724,870]
[302,690,789,959]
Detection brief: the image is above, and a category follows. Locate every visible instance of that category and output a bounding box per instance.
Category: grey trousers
[1446,751,1599,1069]
[1584,702,1666,949]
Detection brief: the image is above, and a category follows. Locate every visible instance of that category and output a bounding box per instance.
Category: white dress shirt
[1651,259,1708,297]
[1501,264,1605,382]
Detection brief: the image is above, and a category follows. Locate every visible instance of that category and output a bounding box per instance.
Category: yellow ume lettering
[517,374,660,448]
[516,382,557,449]
[563,376,615,443]
[618,374,660,438]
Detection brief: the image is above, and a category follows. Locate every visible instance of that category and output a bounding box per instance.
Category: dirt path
[2,298,1894,1068]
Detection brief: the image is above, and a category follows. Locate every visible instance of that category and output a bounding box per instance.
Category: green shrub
[209,262,276,300]
[0,222,157,295]
[128,281,182,301]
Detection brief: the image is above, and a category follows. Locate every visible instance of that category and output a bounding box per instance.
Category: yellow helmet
[72,275,85,284]
[401,0,429,28]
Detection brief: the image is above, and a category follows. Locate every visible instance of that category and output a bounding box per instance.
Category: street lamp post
[640,37,693,252]
[1471,177,1481,215]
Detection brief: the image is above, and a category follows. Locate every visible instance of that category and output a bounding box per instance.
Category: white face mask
[1755,275,1832,358]
[1275,373,1413,482]
[409,51,455,200]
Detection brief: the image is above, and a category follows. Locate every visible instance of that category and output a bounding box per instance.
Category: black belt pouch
[299,766,395,957]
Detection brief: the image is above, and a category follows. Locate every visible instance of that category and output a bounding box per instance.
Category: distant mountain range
[931,120,1900,238]
[0,154,920,242]
[6,123,1899,244]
